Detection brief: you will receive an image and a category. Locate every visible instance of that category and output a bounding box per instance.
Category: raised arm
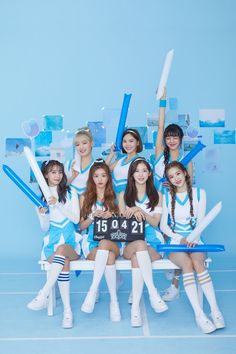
[155,88,167,158]
[105,144,118,171]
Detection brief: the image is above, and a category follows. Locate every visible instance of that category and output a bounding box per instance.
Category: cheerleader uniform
[112,155,139,194]
[160,187,206,244]
[82,201,123,258]
[65,158,94,196]
[38,186,81,260]
[135,194,164,251]
[151,151,184,192]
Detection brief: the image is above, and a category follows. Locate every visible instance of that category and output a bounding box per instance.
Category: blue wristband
[159,100,167,108]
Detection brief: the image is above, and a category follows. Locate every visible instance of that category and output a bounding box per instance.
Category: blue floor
[0,256,235,354]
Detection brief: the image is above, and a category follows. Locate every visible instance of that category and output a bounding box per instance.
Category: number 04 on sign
[93,216,145,242]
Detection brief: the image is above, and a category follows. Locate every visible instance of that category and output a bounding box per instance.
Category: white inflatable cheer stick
[24,146,52,202]
[73,150,81,172]
[156,49,174,100]
[187,202,222,243]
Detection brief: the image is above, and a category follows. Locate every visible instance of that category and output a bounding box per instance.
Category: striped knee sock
[197,270,219,314]
[58,272,71,313]
[41,255,66,296]
[183,272,203,317]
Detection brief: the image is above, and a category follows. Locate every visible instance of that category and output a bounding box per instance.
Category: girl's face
[133,162,150,185]
[46,165,63,187]
[165,135,181,151]
[93,168,108,189]
[75,135,93,157]
[122,133,139,155]
[167,166,186,189]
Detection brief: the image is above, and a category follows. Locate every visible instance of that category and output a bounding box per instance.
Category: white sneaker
[110,301,121,322]
[128,291,133,304]
[149,291,168,313]
[62,311,73,329]
[27,290,49,311]
[165,269,175,281]
[211,311,225,329]
[195,313,216,334]
[131,306,142,327]
[162,284,180,301]
[81,291,97,313]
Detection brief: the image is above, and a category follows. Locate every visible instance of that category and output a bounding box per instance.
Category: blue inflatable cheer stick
[156,244,225,253]
[3,164,48,209]
[114,93,132,152]
[180,141,206,167]
[159,141,206,183]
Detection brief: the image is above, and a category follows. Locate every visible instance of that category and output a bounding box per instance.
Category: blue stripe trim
[58,273,70,281]
[53,256,65,266]
[121,154,139,166]
[152,152,164,166]
[176,194,189,206]
[81,158,94,173]
[50,218,69,226]
[70,184,86,193]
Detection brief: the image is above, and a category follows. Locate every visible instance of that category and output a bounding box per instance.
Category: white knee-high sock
[183,272,204,317]
[58,272,71,313]
[90,250,109,293]
[197,270,220,314]
[105,265,118,303]
[42,255,66,296]
[136,250,158,298]
[132,268,144,311]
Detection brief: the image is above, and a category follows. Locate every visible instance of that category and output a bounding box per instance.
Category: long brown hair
[124,157,159,211]
[164,161,194,232]
[41,160,70,204]
[81,160,118,218]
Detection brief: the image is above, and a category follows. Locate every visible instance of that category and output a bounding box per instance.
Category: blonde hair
[73,127,93,145]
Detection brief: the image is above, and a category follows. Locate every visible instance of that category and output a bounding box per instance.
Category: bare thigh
[147,246,162,262]
[169,252,194,273]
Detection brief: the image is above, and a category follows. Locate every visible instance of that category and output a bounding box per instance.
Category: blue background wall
[1,0,235,261]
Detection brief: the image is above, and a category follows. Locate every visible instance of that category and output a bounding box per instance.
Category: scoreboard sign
[93,216,145,242]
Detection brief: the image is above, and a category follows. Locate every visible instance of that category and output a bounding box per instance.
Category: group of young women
[26,92,225,334]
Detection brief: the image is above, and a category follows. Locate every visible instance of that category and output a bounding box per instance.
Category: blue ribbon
[3,164,48,209]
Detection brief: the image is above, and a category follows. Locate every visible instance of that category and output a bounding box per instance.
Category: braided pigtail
[186,174,195,229]
[163,146,170,166]
[169,184,177,232]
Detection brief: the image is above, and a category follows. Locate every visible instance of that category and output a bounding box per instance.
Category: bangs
[164,124,184,139]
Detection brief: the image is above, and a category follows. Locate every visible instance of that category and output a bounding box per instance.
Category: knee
[107,251,116,265]
[131,254,139,268]
[135,240,148,252]
[55,245,66,256]
[98,239,110,250]
[182,258,194,273]
[192,259,205,273]
[62,259,70,271]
